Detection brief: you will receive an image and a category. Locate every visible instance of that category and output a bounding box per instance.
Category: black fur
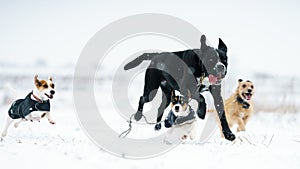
[124,35,235,141]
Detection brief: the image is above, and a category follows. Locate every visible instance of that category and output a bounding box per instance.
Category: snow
[1,84,300,169]
[1,1,300,168]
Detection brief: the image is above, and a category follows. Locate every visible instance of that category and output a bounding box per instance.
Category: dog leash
[119,113,165,138]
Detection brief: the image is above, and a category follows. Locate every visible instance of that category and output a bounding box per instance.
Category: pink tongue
[245,95,251,100]
[208,75,218,85]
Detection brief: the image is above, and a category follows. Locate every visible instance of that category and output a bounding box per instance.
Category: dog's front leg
[210,85,235,141]
[14,118,27,128]
[1,116,14,139]
[46,112,55,124]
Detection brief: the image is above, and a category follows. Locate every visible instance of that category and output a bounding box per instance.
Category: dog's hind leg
[1,116,14,139]
[134,69,161,121]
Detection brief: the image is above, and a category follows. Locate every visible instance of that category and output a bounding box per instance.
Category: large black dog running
[124,35,235,141]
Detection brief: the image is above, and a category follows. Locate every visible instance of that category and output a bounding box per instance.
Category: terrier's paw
[181,135,188,140]
[49,121,56,125]
[14,123,19,128]
[1,132,7,138]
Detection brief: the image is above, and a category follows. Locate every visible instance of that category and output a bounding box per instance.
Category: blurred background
[0,0,299,112]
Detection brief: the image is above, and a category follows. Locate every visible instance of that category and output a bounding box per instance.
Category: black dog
[124,35,235,141]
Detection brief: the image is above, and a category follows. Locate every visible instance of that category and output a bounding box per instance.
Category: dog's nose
[248,89,252,93]
[216,63,226,73]
[175,106,179,111]
[50,90,55,95]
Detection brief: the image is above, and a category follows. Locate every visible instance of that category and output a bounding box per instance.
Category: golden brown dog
[224,79,254,132]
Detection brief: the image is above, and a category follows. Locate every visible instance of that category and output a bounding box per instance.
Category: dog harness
[164,105,196,128]
[236,96,250,109]
[8,91,50,119]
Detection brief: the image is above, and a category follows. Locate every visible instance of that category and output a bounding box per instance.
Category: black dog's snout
[50,90,55,95]
[247,89,252,93]
[175,106,180,111]
[216,63,226,73]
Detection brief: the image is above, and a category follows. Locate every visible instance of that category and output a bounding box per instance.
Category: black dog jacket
[164,106,196,128]
[8,92,50,119]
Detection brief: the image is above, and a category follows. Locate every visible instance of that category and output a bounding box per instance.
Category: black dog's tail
[124,53,158,70]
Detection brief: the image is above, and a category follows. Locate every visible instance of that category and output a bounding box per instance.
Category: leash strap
[118,114,165,138]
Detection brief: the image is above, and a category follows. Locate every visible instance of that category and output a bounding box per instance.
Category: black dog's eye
[242,84,246,88]
[43,84,48,88]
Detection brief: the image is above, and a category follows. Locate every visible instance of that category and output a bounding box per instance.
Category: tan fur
[224,79,254,132]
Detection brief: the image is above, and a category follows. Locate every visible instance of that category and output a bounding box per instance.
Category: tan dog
[224,79,254,132]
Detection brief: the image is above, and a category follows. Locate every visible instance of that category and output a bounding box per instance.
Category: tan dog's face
[237,79,254,101]
[34,75,55,100]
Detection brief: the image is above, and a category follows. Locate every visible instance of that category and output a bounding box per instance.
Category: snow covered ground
[1,84,300,169]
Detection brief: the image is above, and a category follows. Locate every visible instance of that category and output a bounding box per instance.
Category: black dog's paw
[154,124,161,131]
[223,131,236,141]
[197,109,206,119]
[134,111,143,121]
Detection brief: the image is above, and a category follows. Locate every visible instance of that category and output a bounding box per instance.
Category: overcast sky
[0,0,299,77]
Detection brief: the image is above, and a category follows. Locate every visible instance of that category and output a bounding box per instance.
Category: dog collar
[32,93,43,103]
[236,96,250,109]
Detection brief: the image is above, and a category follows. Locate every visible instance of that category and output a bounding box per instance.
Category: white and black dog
[124,35,235,141]
[164,90,197,142]
[1,75,56,140]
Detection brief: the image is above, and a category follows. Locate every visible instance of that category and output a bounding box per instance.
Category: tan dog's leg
[1,116,14,139]
[236,117,246,132]
[243,115,250,126]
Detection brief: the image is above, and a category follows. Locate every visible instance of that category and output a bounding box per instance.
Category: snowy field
[1,1,300,168]
[0,75,300,169]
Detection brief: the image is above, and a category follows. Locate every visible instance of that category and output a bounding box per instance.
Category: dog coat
[8,92,50,119]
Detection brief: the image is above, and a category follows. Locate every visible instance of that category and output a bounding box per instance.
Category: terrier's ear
[238,79,243,83]
[34,75,41,86]
[171,90,175,97]
[48,76,53,81]
[200,35,208,51]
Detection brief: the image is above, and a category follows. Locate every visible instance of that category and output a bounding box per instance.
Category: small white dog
[164,90,197,143]
[1,75,56,140]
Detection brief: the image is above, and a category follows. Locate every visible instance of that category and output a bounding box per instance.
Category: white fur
[164,105,197,144]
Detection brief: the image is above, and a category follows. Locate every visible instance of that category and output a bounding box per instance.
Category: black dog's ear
[171,90,175,97]
[218,38,227,53]
[200,35,207,51]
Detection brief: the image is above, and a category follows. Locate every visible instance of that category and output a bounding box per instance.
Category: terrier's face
[170,90,188,117]
[34,75,55,100]
[237,79,254,101]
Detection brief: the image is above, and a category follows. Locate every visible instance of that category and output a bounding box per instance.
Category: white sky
[0,0,299,77]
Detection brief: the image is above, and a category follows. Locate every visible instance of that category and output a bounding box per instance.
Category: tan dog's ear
[238,79,243,83]
[48,76,53,81]
[34,75,41,86]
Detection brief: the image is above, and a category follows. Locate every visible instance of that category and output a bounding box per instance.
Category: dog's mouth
[208,74,223,85]
[45,93,54,99]
[242,93,252,100]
